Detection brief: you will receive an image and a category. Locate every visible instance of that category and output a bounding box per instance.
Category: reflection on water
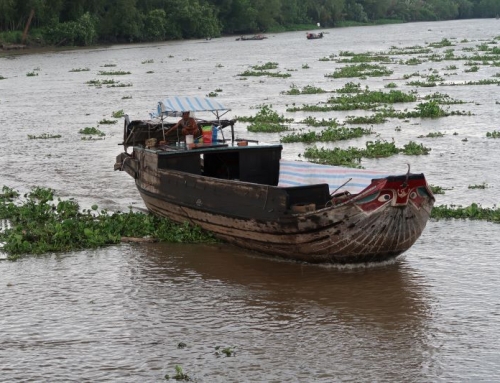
[141,242,431,331]
[1,242,432,382]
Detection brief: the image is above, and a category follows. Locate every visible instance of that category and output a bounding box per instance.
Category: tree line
[1,0,499,46]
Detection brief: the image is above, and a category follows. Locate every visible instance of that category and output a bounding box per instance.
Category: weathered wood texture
[115,139,434,264]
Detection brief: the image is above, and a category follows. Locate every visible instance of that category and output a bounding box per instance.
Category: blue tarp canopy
[155,96,230,118]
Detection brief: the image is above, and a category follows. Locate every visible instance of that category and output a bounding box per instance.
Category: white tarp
[155,96,230,117]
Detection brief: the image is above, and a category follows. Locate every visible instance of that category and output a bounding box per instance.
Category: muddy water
[2,19,500,382]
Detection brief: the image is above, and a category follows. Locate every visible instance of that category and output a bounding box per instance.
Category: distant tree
[476,0,500,17]
[428,0,459,19]
[213,0,259,34]
[98,0,143,42]
[143,9,167,41]
[42,12,98,45]
[0,0,16,30]
[454,0,474,18]
[280,0,311,25]
[345,0,368,22]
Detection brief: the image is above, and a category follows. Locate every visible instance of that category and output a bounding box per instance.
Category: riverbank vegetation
[1,0,500,48]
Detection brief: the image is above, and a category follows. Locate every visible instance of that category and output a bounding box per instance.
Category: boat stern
[114,152,138,179]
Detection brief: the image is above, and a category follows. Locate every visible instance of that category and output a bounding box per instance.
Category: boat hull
[138,186,431,263]
[117,149,433,263]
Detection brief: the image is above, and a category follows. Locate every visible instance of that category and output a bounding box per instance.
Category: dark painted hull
[116,148,434,264]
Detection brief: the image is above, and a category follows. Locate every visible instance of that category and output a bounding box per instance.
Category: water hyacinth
[0,186,217,260]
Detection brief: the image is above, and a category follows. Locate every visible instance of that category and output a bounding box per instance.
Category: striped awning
[156,96,230,117]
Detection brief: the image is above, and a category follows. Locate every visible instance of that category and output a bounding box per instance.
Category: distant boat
[236,34,267,41]
[114,96,435,264]
[306,32,324,40]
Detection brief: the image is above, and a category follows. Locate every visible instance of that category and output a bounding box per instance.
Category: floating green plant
[422,92,465,104]
[248,121,289,132]
[238,105,293,132]
[281,126,373,143]
[215,346,235,357]
[286,104,340,113]
[464,65,479,72]
[388,45,432,55]
[431,203,500,223]
[69,68,90,72]
[164,365,190,381]
[401,141,431,155]
[28,133,62,139]
[428,38,454,48]
[429,185,447,195]
[468,182,488,189]
[327,89,417,109]
[0,75,6,80]
[206,91,218,97]
[337,51,391,63]
[86,79,120,87]
[402,57,423,65]
[102,64,116,67]
[304,146,363,167]
[98,70,131,75]
[79,127,105,136]
[336,82,362,93]
[281,84,327,95]
[26,71,38,77]
[142,59,154,64]
[325,63,393,78]
[99,119,117,125]
[486,130,500,138]
[418,132,445,138]
[303,139,430,167]
[237,70,290,78]
[252,62,279,70]
[444,79,500,86]
[0,187,217,259]
[112,110,125,118]
[107,82,132,88]
[236,105,293,124]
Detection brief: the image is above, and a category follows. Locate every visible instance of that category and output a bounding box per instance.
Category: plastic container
[212,125,218,143]
[202,126,212,143]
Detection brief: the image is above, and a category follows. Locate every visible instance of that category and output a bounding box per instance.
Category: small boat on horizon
[114,96,435,264]
[306,32,324,39]
[236,34,267,41]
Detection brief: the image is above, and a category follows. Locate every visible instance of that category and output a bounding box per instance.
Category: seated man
[166,111,200,138]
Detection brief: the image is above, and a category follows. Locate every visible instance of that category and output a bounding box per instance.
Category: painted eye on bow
[378,194,391,202]
[410,191,417,199]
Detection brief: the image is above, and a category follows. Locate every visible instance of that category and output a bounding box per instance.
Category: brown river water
[1,19,500,382]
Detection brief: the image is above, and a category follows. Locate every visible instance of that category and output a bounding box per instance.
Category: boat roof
[153,96,230,118]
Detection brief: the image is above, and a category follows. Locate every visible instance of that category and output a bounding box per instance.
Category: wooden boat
[306,32,324,39]
[236,34,267,41]
[114,97,435,264]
